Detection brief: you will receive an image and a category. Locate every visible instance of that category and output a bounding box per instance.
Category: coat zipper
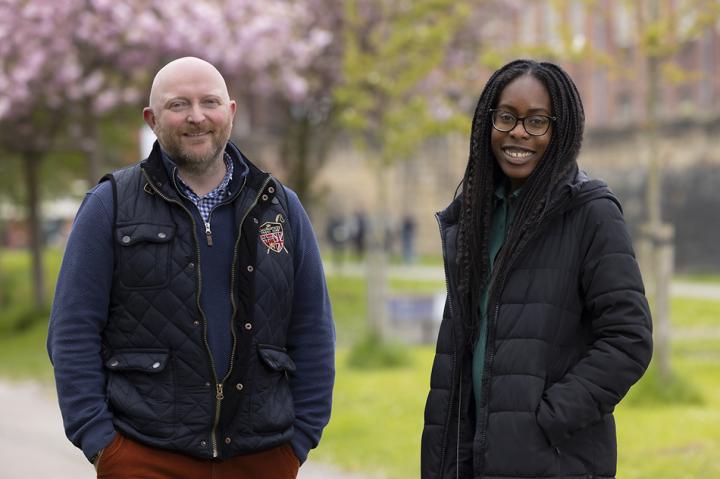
[475,207,562,471]
[435,212,460,478]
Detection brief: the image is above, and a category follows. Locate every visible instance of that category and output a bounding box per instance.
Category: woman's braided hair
[456,59,585,344]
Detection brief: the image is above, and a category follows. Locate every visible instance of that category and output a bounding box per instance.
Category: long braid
[456,60,585,347]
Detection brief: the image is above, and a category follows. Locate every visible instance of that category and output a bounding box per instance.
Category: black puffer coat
[422,170,653,479]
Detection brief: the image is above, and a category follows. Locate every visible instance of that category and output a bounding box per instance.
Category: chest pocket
[116,223,175,289]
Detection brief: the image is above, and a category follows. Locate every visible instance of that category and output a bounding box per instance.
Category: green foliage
[346,333,412,369]
[625,365,703,406]
[335,0,471,164]
[0,249,58,334]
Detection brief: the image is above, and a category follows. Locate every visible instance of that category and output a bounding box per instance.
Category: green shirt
[472,182,521,418]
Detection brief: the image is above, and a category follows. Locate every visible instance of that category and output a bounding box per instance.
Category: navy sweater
[47,151,335,464]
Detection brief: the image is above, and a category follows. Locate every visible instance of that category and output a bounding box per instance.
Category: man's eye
[169,102,187,110]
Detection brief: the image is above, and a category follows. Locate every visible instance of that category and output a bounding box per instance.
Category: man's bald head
[143,57,237,178]
[148,57,231,113]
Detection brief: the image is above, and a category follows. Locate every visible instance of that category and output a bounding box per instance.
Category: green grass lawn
[2,248,720,478]
[617,357,720,478]
[671,297,720,328]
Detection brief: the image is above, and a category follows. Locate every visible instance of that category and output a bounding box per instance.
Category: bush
[0,303,50,334]
[346,333,412,369]
[624,365,703,406]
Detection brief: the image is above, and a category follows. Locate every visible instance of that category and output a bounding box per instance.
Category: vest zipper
[211,383,224,455]
[205,221,213,246]
[200,175,272,456]
[142,169,225,457]
[193,173,250,458]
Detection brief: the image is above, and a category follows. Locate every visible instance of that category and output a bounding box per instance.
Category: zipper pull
[216,383,224,400]
[205,222,213,246]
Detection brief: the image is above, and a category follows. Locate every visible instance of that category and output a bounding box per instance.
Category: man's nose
[186,104,205,123]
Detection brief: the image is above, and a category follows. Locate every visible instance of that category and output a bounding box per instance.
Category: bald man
[48,57,335,479]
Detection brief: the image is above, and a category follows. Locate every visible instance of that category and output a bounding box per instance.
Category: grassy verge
[2,248,720,477]
[616,358,720,478]
[311,346,434,479]
[0,320,54,382]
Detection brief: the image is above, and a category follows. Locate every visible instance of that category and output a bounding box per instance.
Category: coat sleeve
[46,182,117,462]
[282,187,336,463]
[536,197,653,447]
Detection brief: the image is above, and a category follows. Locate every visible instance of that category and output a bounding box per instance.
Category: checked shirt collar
[173,153,234,224]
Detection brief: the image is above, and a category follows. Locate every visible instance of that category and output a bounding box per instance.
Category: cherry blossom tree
[0,0,339,307]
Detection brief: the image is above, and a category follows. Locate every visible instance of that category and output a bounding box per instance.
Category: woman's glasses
[489,109,556,136]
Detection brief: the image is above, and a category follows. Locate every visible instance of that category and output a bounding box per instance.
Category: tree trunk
[23,151,45,309]
[84,100,103,185]
[644,0,673,381]
[366,163,388,338]
[290,115,311,204]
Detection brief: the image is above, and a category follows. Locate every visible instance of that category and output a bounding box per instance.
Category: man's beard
[156,123,231,175]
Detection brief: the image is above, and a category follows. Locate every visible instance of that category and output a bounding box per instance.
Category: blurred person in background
[421,59,652,479]
[48,57,335,479]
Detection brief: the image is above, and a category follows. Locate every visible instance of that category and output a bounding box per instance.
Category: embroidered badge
[259,214,288,254]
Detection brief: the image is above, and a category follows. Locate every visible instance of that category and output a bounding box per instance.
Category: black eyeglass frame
[488,108,557,136]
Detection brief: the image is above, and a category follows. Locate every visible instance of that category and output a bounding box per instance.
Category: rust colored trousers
[96,433,300,479]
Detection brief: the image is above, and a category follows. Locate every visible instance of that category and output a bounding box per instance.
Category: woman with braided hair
[421,59,652,479]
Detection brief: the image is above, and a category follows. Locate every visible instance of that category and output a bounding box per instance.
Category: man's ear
[229,100,237,118]
[143,107,156,129]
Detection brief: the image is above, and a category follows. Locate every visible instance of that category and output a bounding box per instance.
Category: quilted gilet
[100,143,297,459]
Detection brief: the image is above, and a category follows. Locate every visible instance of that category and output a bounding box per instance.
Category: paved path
[0,381,371,479]
[672,280,720,300]
[329,263,720,301]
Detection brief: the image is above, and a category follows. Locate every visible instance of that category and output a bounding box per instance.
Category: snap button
[200,440,207,448]
[247,265,254,272]
[193,320,200,326]
[121,236,131,244]
[188,262,195,271]
[110,360,119,367]
[261,194,268,201]
[236,383,244,391]
[152,362,161,369]
[224,437,232,444]
[268,186,275,194]
[244,323,252,330]
[253,217,259,224]
[157,232,167,239]
[205,382,211,387]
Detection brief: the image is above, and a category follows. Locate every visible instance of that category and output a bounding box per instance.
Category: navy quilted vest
[100,144,296,459]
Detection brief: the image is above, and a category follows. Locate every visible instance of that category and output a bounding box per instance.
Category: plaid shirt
[176,153,234,224]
